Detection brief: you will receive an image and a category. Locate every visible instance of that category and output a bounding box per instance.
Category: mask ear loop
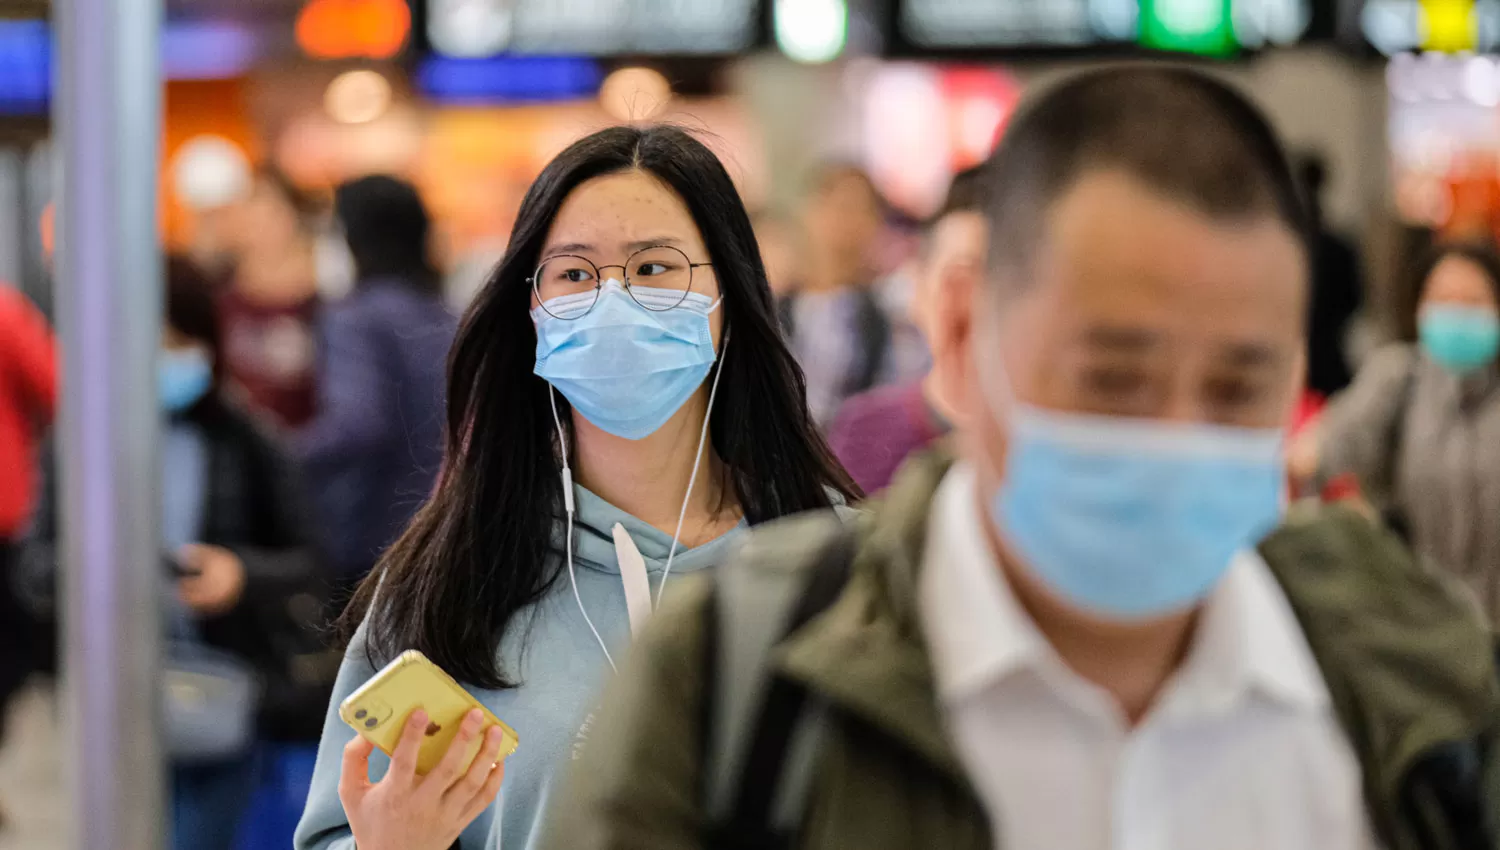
[655,326,731,608]
[551,386,617,673]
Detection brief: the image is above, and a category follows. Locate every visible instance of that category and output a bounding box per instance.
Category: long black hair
[340,125,861,689]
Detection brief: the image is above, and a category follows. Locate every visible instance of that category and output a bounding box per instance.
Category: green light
[1140,0,1237,55]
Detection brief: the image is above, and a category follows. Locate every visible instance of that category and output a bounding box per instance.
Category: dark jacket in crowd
[297,278,457,581]
[21,395,334,740]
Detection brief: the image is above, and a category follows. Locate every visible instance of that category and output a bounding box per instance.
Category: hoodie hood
[557,483,748,577]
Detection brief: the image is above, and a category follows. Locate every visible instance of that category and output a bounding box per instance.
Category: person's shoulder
[1360,341,1420,379]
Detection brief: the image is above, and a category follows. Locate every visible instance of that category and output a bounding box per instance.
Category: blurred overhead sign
[297,0,411,59]
[423,0,761,58]
[1358,0,1500,54]
[893,0,1310,54]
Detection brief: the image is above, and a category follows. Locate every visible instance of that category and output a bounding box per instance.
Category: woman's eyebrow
[624,237,684,252]
[542,242,593,256]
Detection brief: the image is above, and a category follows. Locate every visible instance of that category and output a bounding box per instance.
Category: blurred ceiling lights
[599,66,672,122]
[297,0,410,60]
[427,0,512,58]
[324,69,393,124]
[171,135,253,210]
[775,0,849,63]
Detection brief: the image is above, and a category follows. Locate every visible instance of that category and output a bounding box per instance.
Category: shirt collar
[919,463,1329,715]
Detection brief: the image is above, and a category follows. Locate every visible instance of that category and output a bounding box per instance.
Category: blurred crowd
[5,63,1500,850]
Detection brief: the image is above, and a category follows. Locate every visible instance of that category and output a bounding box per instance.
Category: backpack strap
[701,524,858,848]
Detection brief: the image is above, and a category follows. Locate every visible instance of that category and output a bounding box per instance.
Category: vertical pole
[54,0,165,843]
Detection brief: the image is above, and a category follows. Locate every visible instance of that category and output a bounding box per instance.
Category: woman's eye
[563,268,595,284]
[637,263,670,277]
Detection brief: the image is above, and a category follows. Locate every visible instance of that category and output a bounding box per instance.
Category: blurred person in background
[0,284,54,827]
[219,168,322,429]
[545,68,1500,850]
[829,165,988,493]
[1294,242,1500,623]
[1298,152,1364,400]
[21,257,326,849]
[750,209,805,299]
[297,175,457,595]
[295,125,857,850]
[780,164,891,427]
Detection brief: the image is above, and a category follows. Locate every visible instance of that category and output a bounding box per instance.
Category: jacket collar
[774,449,967,780]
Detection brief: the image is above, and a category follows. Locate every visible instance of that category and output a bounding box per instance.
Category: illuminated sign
[894,0,1309,52]
[424,0,760,57]
[0,20,47,115]
[417,55,603,103]
[1140,0,1236,54]
[297,0,411,60]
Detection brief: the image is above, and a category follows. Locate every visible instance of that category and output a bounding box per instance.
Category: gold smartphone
[340,650,519,776]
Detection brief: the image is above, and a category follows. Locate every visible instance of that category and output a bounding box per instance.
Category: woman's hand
[177,544,246,616]
[340,708,508,850]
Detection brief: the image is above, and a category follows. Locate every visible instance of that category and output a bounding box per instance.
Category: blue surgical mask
[1420,305,1500,375]
[533,280,722,440]
[159,348,213,414]
[979,348,1285,620]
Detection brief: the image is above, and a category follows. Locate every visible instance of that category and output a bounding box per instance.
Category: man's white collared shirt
[918,463,1377,850]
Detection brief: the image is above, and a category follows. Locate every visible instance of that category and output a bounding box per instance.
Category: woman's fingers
[422,709,485,797]
[447,725,506,812]
[458,745,507,825]
[339,735,375,805]
[389,709,430,785]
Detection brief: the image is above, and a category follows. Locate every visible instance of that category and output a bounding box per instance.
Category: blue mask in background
[159,348,213,414]
[1420,305,1500,375]
[980,352,1285,620]
[534,280,721,440]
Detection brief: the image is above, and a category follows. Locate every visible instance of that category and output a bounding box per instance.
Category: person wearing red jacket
[0,284,56,774]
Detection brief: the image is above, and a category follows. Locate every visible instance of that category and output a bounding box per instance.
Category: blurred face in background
[234,175,308,259]
[1417,254,1500,374]
[936,169,1307,495]
[1420,255,1498,312]
[753,215,805,298]
[802,171,883,282]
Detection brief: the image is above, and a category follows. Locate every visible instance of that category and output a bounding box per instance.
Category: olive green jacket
[544,451,1500,850]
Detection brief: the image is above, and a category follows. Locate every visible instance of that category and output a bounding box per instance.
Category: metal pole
[54,0,165,843]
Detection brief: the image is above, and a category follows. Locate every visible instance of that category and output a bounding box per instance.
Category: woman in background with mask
[22,257,324,848]
[1298,242,1500,621]
[294,125,859,850]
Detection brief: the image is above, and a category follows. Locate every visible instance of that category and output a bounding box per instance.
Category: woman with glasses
[294,125,859,850]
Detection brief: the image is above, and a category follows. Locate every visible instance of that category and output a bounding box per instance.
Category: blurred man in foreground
[829,165,988,492]
[544,68,1499,850]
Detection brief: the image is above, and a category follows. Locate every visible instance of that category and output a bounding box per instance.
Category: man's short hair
[983,66,1308,285]
[935,164,990,223]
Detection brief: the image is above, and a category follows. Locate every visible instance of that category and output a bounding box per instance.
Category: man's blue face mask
[977,330,1287,620]
[533,279,722,440]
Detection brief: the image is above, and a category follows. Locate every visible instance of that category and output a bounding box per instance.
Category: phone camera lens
[354,709,368,720]
[364,717,378,728]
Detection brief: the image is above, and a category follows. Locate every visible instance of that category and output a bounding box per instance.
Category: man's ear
[929,260,981,426]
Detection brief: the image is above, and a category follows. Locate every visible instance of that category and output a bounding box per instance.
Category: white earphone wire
[656,331,731,608]
[551,387,617,673]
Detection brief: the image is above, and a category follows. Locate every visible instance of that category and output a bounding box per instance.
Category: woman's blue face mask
[1419,304,1500,375]
[532,279,723,440]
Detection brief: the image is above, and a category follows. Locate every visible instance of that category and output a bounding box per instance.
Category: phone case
[339,650,519,776]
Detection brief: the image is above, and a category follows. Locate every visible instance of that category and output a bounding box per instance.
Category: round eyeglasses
[530,245,714,320]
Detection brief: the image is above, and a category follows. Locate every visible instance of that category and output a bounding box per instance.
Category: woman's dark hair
[166,254,223,371]
[335,174,441,294]
[340,125,861,688]
[1401,241,1500,340]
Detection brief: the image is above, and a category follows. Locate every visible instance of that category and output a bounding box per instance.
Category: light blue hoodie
[294,483,760,850]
